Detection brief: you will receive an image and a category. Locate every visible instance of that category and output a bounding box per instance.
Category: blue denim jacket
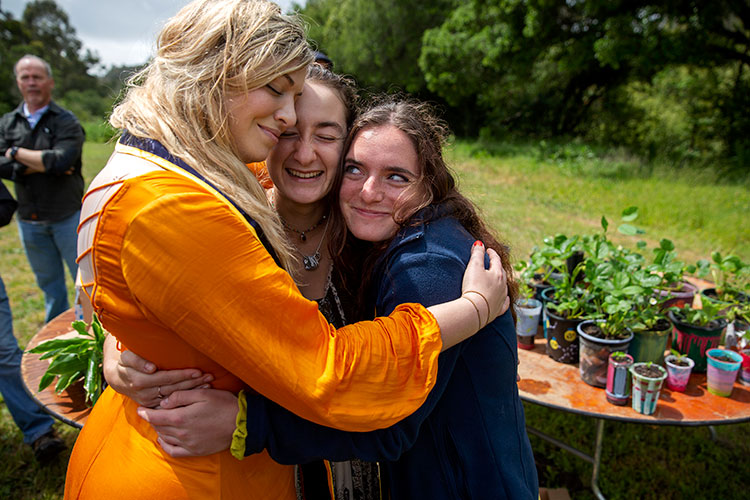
[245,211,539,500]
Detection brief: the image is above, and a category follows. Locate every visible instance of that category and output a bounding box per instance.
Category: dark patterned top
[296,266,382,500]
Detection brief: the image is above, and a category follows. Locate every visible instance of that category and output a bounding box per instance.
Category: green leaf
[621,206,638,221]
[601,216,608,231]
[71,320,90,336]
[37,372,56,392]
[28,337,90,353]
[54,370,83,393]
[711,251,722,264]
[622,285,645,296]
[660,239,674,251]
[618,224,638,236]
[636,241,647,249]
[91,314,106,344]
[46,355,87,375]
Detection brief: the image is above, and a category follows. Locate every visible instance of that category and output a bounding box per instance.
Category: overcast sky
[4,0,301,69]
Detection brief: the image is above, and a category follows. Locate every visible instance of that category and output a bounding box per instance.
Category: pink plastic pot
[664,354,694,392]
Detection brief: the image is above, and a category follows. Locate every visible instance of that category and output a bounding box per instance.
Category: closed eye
[266,84,282,96]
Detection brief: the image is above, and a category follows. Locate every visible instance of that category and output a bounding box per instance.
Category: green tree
[419,0,750,160]
[20,0,100,97]
[0,1,118,124]
[301,0,454,94]
[0,7,35,113]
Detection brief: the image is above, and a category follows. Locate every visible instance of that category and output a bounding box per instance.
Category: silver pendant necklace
[296,213,330,271]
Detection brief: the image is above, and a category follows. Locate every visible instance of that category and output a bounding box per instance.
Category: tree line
[2,0,747,171]
[300,0,749,171]
[0,0,139,138]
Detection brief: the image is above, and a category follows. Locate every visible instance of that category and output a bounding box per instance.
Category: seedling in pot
[668,349,691,367]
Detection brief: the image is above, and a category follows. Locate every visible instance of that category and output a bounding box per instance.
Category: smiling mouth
[287,168,322,179]
[351,206,389,217]
[259,125,279,143]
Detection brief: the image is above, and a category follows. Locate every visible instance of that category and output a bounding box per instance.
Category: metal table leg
[590,419,606,500]
[526,418,607,500]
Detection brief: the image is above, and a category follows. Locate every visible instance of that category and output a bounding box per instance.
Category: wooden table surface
[21,309,90,429]
[517,338,750,426]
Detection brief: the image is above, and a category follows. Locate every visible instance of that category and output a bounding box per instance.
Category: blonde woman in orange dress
[64,1,507,499]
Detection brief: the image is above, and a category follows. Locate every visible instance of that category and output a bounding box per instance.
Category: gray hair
[14,54,53,78]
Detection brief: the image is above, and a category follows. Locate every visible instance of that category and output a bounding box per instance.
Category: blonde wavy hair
[110,0,313,270]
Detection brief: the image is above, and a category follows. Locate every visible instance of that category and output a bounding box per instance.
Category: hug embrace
[64,1,538,499]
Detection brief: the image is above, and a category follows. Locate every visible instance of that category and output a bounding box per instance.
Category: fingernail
[203,374,214,383]
[474,240,483,247]
[136,408,149,421]
[145,363,156,372]
[199,384,211,389]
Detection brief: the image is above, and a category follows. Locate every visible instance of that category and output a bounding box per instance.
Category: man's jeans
[0,275,55,443]
[18,210,79,323]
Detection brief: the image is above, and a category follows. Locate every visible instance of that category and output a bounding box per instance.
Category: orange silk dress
[64,137,442,500]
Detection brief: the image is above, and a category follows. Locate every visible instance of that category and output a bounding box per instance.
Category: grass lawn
[1,139,748,499]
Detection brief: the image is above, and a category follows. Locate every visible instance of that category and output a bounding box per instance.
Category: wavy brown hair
[110,0,313,270]
[332,96,518,321]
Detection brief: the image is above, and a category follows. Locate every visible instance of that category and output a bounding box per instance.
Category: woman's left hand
[136,388,239,457]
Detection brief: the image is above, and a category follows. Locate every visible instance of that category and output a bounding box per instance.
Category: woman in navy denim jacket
[234,98,539,499]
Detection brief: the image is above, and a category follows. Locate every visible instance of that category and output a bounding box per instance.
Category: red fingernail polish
[474,240,483,247]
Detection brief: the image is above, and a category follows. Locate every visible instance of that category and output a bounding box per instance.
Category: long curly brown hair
[331,96,518,321]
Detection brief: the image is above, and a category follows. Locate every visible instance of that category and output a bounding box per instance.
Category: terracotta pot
[664,354,694,392]
[577,320,634,388]
[514,298,542,350]
[605,353,633,405]
[706,348,742,397]
[668,310,727,373]
[630,362,667,415]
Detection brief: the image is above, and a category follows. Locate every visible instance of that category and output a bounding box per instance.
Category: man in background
[0,54,84,323]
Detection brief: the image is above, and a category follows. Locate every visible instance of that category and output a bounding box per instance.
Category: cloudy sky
[4,0,301,69]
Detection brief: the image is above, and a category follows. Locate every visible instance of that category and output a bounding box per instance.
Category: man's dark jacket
[0,101,84,221]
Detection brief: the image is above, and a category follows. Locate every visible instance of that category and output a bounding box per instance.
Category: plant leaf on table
[27,314,108,406]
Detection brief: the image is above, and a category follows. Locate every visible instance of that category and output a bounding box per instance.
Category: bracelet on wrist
[463,290,491,326]
[461,296,483,331]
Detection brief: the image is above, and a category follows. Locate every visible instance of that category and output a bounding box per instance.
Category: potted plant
[628,239,688,364]
[575,217,638,387]
[605,351,633,405]
[668,298,728,373]
[696,252,750,347]
[653,241,698,310]
[530,234,592,364]
[630,362,667,415]
[27,314,107,406]
[514,262,544,349]
[664,349,695,392]
[705,348,743,397]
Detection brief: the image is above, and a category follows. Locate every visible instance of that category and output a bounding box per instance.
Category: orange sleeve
[119,189,441,431]
[247,161,273,189]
